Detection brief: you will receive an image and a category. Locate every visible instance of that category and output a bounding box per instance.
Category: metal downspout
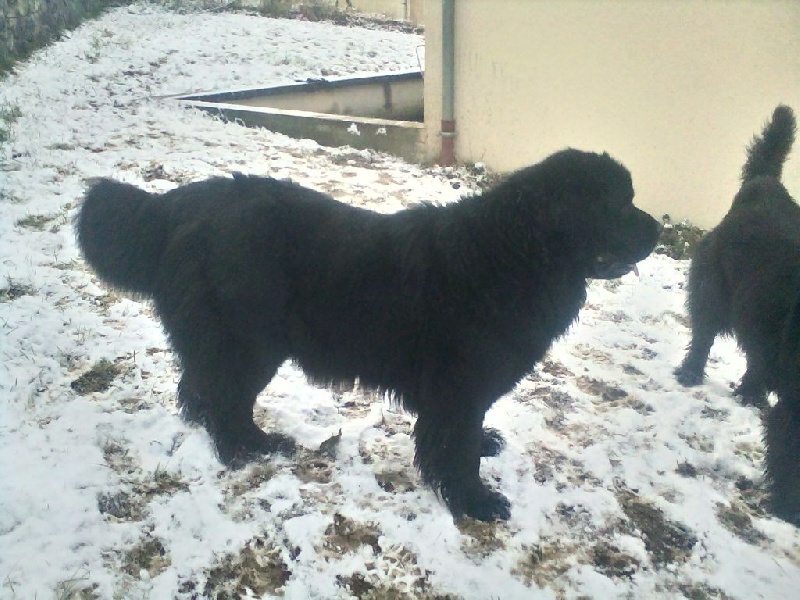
[440,0,456,165]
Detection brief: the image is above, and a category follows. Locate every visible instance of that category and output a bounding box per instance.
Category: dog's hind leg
[155,230,295,466]
[676,247,729,386]
[413,406,510,521]
[676,335,715,386]
[733,299,784,409]
[765,398,800,525]
[177,343,296,466]
[734,354,770,409]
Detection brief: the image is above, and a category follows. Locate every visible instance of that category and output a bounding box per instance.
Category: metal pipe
[440,0,456,165]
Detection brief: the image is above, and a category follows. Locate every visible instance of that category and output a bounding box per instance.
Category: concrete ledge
[176,70,426,162]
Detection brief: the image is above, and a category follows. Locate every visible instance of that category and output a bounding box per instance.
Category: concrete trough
[176,69,425,162]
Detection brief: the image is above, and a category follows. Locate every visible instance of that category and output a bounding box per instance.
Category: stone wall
[0,0,128,72]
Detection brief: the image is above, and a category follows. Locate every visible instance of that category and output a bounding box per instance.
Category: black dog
[77,149,660,521]
[675,105,799,524]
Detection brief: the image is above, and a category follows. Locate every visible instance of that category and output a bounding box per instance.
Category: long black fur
[675,105,800,524]
[77,149,660,521]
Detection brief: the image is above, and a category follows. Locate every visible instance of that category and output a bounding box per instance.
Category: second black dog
[676,105,799,524]
[77,149,660,521]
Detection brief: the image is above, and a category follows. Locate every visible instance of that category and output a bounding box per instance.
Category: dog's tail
[76,178,175,297]
[742,105,796,183]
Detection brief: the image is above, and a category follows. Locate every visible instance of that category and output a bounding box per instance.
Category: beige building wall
[424,0,800,227]
[348,0,425,23]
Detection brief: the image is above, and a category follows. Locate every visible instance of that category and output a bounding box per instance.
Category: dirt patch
[592,540,640,579]
[323,513,381,556]
[513,538,575,589]
[121,533,170,578]
[375,469,417,493]
[293,450,335,484]
[734,440,765,463]
[0,279,35,302]
[98,489,144,521]
[337,543,457,600]
[98,440,190,521]
[139,161,197,184]
[53,576,100,600]
[679,431,715,454]
[225,462,279,498]
[527,446,600,489]
[337,573,379,599]
[700,405,730,420]
[622,363,646,377]
[102,439,137,475]
[336,573,460,600]
[514,384,577,431]
[617,490,697,565]
[202,538,291,598]
[71,358,123,394]
[520,386,576,411]
[15,212,60,231]
[357,415,417,494]
[86,290,125,312]
[538,358,574,379]
[458,519,506,558]
[331,150,380,169]
[716,501,768,545]
[677,582,735,600]
[98,469,190,522]
[599,310,632,324]
[576,377,653,414]
[117,396,154,414]
[572,343,613,364]
[734,475,770,516]
[676,460,699,478]
[576,377,628,402]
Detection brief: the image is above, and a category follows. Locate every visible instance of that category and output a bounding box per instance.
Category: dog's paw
[462,488,511,522]
[447,482,511,522]
[216,429,297,467]
[480,428,506,457]
[733,379,769,411]
[674,365,704,387]
[262,432,298,456]
[737,393,770,412]
[769,499,800,527]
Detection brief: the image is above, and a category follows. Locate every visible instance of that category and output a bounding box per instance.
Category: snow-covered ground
[1,3,798,599]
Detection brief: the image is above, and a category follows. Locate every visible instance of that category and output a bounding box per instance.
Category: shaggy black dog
[675,105,799,524]
[77,149,660,521]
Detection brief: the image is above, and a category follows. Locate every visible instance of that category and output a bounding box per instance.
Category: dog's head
[506,149,661,279]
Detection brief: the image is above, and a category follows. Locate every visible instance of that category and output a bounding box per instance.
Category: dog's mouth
[588,257,640,280]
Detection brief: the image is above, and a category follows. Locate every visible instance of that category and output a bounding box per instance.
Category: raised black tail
[76,178,175,297]
[742,105,796,183]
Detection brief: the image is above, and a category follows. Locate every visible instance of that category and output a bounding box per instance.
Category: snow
[1,3,799,599]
